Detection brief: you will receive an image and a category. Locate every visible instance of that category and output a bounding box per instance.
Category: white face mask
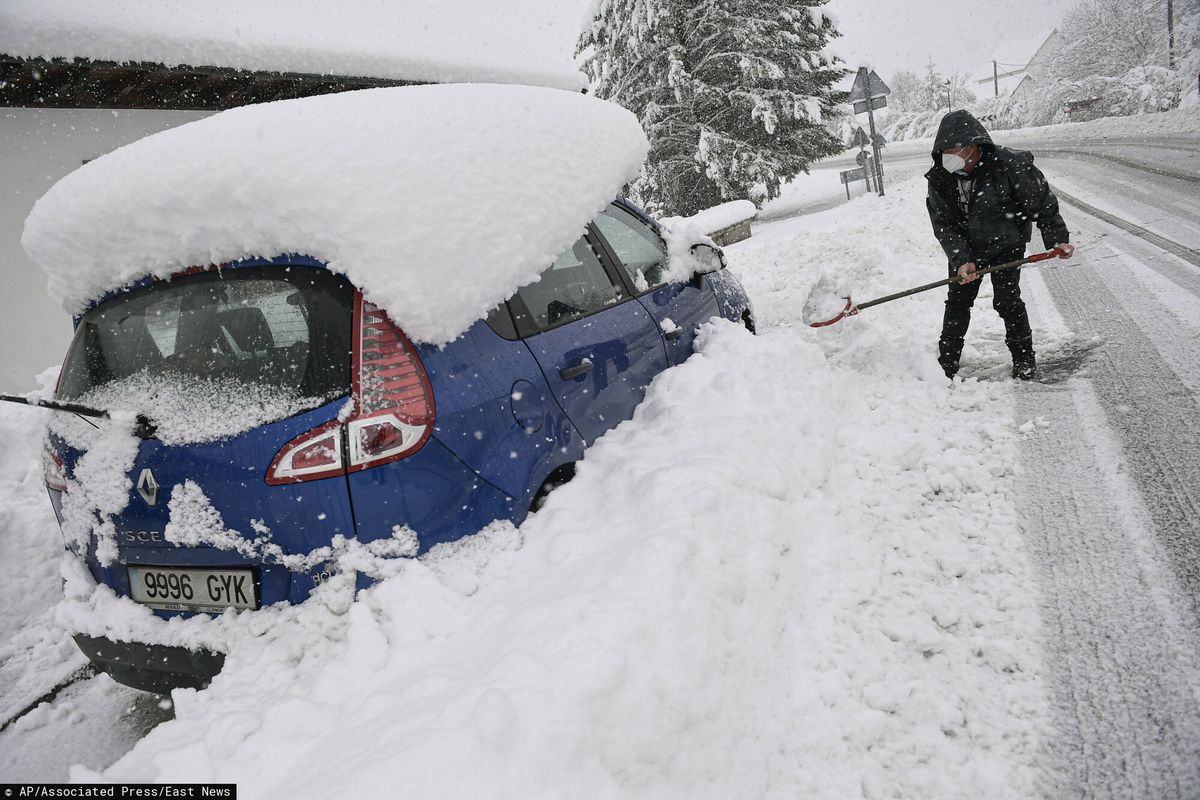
[942,152,968,173]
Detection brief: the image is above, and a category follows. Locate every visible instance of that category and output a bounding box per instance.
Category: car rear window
[57,266,353,431]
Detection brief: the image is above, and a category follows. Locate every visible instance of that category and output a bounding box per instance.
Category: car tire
[530,462,576,513]
[742,310,756,334]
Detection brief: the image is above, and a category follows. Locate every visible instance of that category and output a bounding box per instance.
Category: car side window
[593,205,668,293]
[513,235,627,332]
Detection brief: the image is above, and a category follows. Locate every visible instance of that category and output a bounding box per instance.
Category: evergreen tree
[888,69,921,112]
[578,0,847,217]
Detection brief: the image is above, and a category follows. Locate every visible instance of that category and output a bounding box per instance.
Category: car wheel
[530,463,576,513]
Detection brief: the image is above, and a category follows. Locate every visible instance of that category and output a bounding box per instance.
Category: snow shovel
[803,248,1066,328]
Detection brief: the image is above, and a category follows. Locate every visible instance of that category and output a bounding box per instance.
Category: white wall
[0,107,209,391]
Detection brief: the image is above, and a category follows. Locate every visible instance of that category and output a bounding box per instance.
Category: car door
[591,202,720,365]
[510,233,668,446]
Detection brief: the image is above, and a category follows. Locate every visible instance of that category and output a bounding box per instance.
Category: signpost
[840,167,869,200]
[848,67,890,196]
[850,127,874,191]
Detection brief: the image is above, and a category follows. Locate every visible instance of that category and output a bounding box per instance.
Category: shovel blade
[802,275,853,327]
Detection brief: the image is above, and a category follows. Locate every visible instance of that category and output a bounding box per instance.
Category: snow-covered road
[3,112,1199,797]
[1010,160,1200,796]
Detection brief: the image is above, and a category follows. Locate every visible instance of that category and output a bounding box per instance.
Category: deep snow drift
[22,84,648,345]
[0,176,1058,797]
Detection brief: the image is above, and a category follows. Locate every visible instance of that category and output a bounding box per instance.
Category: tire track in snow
[1052,186,1200,269]
[1014,377,1200,799]
[1014,222,1200,797]
[0,665,97,734]
[1040,243,1200,614]
[1038,148,1200,186]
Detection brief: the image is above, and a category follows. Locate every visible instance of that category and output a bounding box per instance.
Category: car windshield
[57,266,354,439]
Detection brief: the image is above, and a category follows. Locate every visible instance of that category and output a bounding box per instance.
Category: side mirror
[689,243,726,275]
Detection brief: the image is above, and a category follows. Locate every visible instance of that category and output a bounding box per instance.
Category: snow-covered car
[26,84,753,693]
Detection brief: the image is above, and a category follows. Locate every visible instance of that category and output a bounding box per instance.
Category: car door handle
[664,327,684,341]
[560,360,593,380]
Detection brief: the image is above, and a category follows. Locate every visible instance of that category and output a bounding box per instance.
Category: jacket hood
[931,110,993,159]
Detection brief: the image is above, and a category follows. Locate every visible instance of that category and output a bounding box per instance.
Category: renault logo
[136,468,159,506]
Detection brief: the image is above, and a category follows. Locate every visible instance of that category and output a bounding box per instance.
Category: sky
[823,0,1076,84]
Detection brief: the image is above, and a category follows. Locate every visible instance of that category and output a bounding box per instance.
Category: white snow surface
[0,0,586,91]
[24,177,1051,796]
[870,105,1200,157]
[57,372,327,446]
[674,199,759,235]
[22,84,649,345]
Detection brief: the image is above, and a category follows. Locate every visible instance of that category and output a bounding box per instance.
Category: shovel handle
[853,249,1062,313]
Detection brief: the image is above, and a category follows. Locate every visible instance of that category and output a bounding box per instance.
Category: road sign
[872,132,888,148]
[849,67,888,197]
[840,166,868,199]
[848,69,891,104]
[840,167,867,185]
[855,150,867,167]
[850,127,870,148]
[852,96,886,114]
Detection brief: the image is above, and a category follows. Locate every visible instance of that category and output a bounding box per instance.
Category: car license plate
[128,565,258,612]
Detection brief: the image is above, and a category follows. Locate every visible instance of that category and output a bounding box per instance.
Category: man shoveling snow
[925,110,1074,380]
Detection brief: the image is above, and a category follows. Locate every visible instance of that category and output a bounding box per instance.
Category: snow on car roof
[0,0,586,91]
[22,84,649,345]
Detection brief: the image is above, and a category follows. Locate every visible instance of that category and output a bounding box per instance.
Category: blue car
[43,197,753,693]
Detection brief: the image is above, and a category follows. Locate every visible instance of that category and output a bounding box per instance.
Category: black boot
[938,339,961,379]
[1008,336,1036,380]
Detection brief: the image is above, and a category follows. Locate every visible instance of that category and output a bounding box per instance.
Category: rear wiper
[0,394,158,438]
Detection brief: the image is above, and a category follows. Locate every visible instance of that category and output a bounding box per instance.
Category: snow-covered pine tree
[578,0,847,217]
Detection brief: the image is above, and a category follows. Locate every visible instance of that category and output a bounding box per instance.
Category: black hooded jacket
[925,110,1069,270]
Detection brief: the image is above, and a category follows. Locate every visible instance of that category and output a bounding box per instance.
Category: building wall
[1010,75,1038,106]
[0,107,209,390]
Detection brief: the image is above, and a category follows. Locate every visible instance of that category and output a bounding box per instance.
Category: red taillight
[266,292,434,484]
[346,295,434,472]
[266,422,344,485]
[43,441,68,493]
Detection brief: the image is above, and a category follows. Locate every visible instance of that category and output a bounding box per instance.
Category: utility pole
[1167,0,1176,69]
[944,79,952,111]
[993,61,999,97]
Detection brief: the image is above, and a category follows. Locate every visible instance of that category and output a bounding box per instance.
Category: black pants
[938,247,1033,371]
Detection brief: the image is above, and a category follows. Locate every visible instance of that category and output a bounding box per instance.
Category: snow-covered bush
[876,65,979,142]
[878,109,943,142]
[1060,66,1183,121]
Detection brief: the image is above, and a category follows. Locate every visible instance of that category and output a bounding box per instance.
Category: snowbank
[59,177,1050,797]
[0,369,89,727]
[1002,104,1200,144]
[0,0,585,91]
[871,104,1200,151]
[677,200,758,235]
[22,84,649,345]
